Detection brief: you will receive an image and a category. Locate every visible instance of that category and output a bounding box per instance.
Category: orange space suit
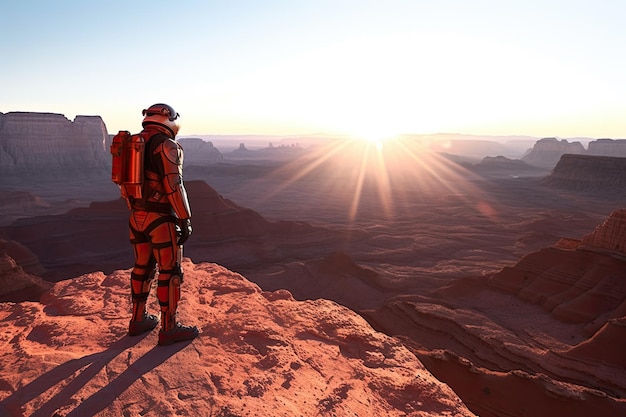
[113,103,198,345]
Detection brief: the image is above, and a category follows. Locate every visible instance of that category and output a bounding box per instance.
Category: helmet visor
[142,104,180,121]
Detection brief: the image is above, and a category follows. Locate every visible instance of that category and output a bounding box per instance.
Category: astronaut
[125,103,198,345]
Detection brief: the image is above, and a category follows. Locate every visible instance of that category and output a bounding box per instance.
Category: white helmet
[141,103,181,136]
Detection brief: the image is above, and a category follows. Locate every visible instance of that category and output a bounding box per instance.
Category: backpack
[111,130,169,200]
[110,130,148,199]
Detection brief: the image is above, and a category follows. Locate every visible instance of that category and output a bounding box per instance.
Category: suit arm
[159,139,192,219]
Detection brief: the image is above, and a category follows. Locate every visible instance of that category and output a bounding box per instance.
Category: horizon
[0,110,618,142]
[0,109,619,144]
[2,1,626,139]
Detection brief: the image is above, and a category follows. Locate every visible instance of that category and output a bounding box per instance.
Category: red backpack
[110,130,149,199]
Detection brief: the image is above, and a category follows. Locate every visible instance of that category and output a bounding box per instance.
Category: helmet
[141,103,181,136]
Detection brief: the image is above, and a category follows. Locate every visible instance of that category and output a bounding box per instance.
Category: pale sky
[2,0,625,138]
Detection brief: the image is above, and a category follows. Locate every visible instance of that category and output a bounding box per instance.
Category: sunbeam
[235,135,500,228]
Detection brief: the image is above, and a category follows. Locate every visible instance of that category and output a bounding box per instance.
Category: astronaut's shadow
[1,333,190,417]
[62,339,192,417]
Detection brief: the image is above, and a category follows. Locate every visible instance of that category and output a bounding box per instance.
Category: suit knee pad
[131,264,156,301]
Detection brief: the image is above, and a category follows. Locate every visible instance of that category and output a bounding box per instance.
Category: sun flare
[349,129,398,152]
[240,135,493,229]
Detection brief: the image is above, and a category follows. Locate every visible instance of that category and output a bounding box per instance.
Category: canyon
[1,112,626,416]
[522,136,626,168]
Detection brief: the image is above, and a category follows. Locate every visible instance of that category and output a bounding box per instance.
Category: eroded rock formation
[488,242,626,331]
[580,209,626,258]
[587,138,626,157]
[542,154,626,191]
[178,137,224,165]
[488,209,626,333]
[522,137,585,168]
[0,112,109,177]
[0,238,45,276]
[365,209,626,417]
[521,137,626,170]
[0,251,51,302]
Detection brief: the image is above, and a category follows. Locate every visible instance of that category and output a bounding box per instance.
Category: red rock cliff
[0,112,109,176]
[580,209,626,258]
[541,154,626,191]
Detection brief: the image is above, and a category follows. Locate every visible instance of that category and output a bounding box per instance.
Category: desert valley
[1,111,625,416]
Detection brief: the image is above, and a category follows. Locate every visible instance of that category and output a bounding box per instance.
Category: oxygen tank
[123,134,145,199]
[110,130,130,185]
[110,130,145,199]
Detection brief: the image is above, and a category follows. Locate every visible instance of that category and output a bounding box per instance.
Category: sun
[347,128,398,152]
[361,134,389,151]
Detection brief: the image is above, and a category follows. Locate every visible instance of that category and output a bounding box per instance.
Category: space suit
[124,103,198,345]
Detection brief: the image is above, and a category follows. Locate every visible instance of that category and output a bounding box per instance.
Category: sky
[2,0,626,139]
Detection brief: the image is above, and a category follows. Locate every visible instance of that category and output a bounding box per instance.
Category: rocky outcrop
[487,208,626,329]
[566,317,626,368]
[178,137,224,165]
[228,142,254,158]
[0,238,46,276]
[587,138,626,157]
[0,112,109,177]
[542,154,626,191]
[487,243,626,328]
[0,251,51,302]
[367,280,626,417]
[0,261,475,417]
[522,137,626,169]
[580,209,626,258]
[522,137,585,168]
[477,155,537,170]
[365,209,626,417]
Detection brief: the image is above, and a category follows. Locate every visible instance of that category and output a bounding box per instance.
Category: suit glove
[177,218,192,245]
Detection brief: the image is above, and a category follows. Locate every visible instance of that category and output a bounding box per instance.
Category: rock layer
[488,206,626,331]
[0,112,109,177]
[365,209,626,417]
[488,243,626,330]
[2,180,350,281]
[580,209,626,258]
[178,138,224,165]
[542,154,626,191]
[522,137,585,168]
[587,138,626,157]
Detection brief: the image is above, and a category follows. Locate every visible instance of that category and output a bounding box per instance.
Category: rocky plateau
[1,112,626,416]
